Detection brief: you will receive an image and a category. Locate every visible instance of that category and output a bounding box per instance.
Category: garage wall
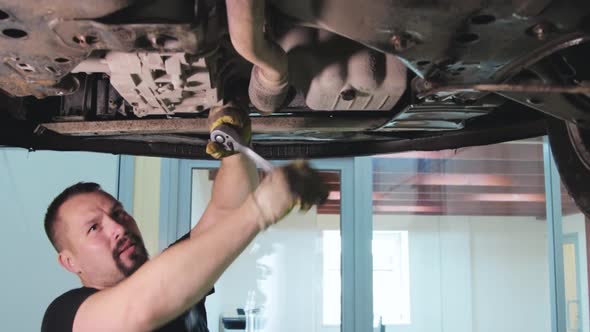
[373,215,551,332]
[188,163,552,332]
[0,149,119,332]
[201,213,552,332]
[205,210,328,332]
[190,170,327,332]
[469,217,550,332]
[160,150,565,332]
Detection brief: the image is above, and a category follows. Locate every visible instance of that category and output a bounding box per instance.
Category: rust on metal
[37,115,391,136]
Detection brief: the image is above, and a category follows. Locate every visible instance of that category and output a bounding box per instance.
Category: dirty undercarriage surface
[0,0,588,158]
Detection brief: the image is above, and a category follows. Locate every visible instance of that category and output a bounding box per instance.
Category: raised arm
[73,161,327,332]
[192,104,259,237]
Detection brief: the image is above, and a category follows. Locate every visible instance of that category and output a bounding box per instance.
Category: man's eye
[88,224,98,234]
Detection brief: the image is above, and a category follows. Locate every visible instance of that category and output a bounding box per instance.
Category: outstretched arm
[191,104,259,237]
[192,153,258,237]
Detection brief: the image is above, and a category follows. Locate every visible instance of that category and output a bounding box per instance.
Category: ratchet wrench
[210,124,274,173]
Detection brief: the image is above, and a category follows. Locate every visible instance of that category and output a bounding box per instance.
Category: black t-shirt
[41,233,213,332]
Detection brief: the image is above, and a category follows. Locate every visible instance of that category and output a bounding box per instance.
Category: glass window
[323,229,411,326]
[372,231,411,325]
[190,169,343,332]
[322,230,341,325]
[370,138,552,332]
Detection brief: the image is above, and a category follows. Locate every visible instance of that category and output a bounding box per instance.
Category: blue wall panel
[0,149,119,331]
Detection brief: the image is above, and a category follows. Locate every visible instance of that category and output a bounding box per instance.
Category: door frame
[158,157,374,332]
[563,232,583,332]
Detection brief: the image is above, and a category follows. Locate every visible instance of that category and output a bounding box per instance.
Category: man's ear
[58,251,80,275]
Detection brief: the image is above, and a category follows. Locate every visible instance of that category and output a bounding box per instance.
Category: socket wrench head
[210,124,243,152]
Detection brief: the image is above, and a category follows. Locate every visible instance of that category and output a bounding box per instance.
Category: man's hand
[250,160,329,230]
[206,105,252,159]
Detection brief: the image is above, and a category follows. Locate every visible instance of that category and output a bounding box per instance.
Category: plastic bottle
[245,291,260,332]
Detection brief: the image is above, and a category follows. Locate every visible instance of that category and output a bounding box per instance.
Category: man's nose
[105,215,125,241]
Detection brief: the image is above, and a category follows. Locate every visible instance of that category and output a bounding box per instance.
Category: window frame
[158,157,373,332]
[149,138,570,332]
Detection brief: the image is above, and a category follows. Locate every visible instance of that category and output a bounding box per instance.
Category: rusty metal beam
[37,114,391,136]
[0,110,545,160]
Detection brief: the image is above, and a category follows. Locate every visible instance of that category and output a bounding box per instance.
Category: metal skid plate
[270,0,590,87]
[75,52,220,117]
[0,0,207,98]
[378,105,491,131]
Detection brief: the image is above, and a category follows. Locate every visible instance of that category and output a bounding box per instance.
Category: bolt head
[390,33,412,52]
[340,89,356,101]
[214,134,225,143]
[530,24,546,40]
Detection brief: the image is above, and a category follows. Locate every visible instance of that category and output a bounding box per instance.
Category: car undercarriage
[1,0,590,213]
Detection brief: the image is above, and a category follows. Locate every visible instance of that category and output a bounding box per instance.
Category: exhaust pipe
[226,0,289,114]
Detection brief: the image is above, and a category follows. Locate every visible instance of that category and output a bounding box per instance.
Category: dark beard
[112,232,149,277]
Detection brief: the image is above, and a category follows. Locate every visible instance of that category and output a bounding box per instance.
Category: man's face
[57,191,149,288]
